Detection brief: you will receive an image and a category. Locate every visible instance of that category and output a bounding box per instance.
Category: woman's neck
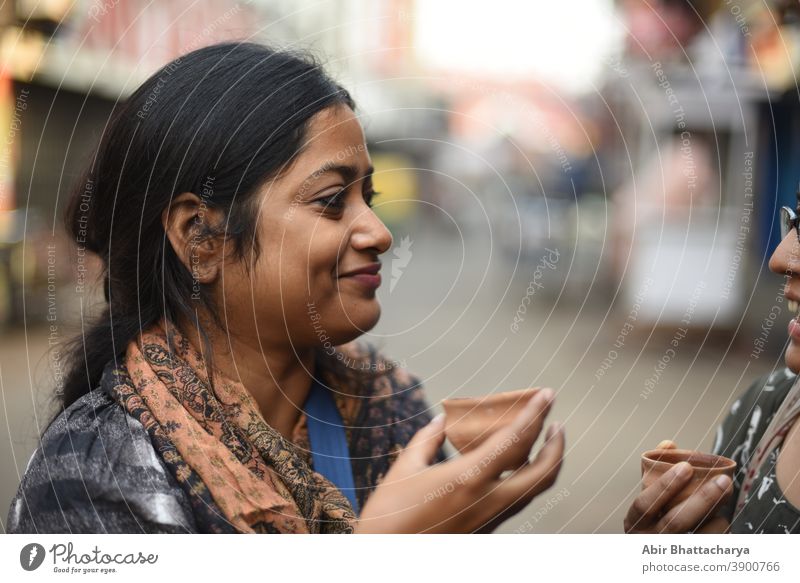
[179,315,316,441]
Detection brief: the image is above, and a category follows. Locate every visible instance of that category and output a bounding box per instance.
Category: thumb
[401,413,447,467]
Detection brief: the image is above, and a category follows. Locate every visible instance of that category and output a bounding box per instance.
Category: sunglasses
[780,183,800,244]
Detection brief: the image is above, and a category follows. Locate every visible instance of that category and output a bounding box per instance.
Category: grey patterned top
[6,347,444,534]
[712,367,800,533]
[6,384,199,534]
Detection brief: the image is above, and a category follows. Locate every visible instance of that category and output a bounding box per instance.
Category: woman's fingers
[470,388,555,473]
[400,413,447,469]
[624,462,694,532]
[656,440,678,450]
[656,474,733,532]
[473,423,564,533]
[498,422,565,502]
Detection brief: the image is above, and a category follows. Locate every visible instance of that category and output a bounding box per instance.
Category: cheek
[307,229,343,276]
[263,216,339,278]
[300,231,344,307]
[265,221,343,305]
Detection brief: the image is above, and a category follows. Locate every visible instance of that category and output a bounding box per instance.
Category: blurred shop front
[4,0,800,357]
[0,0,432,330]
[606,0,800,341]
[0,0,275,328]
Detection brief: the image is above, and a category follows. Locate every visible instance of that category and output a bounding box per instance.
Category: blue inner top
[303,378,360,515]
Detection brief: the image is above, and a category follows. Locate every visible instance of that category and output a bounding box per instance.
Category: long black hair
[50,41,385,432]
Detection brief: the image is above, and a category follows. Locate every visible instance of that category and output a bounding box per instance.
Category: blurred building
[3,0,800,349]
[0,0,436,327]
[606,0,800,337]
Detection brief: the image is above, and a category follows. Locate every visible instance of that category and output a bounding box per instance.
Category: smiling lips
[338,262,382,290]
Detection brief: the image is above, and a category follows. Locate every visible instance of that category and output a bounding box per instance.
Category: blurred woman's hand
[623,441,732,533]
[355,389,565,533]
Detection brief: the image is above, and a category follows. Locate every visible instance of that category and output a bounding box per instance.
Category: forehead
[292,105,370,178]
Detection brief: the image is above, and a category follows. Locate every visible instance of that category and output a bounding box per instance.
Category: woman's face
[769,229,800,373]
[220,104,393,350]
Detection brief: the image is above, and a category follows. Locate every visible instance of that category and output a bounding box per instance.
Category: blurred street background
[2,0,800,533]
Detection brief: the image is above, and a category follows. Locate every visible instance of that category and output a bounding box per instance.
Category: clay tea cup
[441,387,541,457]
[640,448,736,509]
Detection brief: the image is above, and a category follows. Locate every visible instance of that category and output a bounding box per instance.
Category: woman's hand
[354,389,565,533]
[623,440,732,533]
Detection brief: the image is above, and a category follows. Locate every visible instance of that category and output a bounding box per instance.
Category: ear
[161,192,227,284]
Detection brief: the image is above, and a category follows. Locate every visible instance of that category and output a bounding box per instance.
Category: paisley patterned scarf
[106,317,357,533]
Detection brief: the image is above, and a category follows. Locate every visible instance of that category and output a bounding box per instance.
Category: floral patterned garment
[712,367,800,533]
[6,333,446,534]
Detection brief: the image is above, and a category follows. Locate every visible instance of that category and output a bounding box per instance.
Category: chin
[785,342,800,374]
[330,303,381,345]
[350,304,381,334]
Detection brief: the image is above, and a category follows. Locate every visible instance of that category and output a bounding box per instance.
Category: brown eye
[315,190,346,212]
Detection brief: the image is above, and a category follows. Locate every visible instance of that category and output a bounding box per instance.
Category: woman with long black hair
[7,42,564,534]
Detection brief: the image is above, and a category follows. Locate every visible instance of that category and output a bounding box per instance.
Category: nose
[349,206,393,255]
[769,231,800,276]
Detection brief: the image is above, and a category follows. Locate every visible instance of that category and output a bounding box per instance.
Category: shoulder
[712,367,797,521]
[714,366,797,451]
[344,341,445,458]
[339,342,447,506]
[340,340,426,406]
[6,362,196,534]
[741,367,795,412]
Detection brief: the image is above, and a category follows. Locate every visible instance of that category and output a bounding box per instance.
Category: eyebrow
[304,163,374,185]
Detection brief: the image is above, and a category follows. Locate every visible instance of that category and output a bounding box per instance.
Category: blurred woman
[624,199,800,534]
